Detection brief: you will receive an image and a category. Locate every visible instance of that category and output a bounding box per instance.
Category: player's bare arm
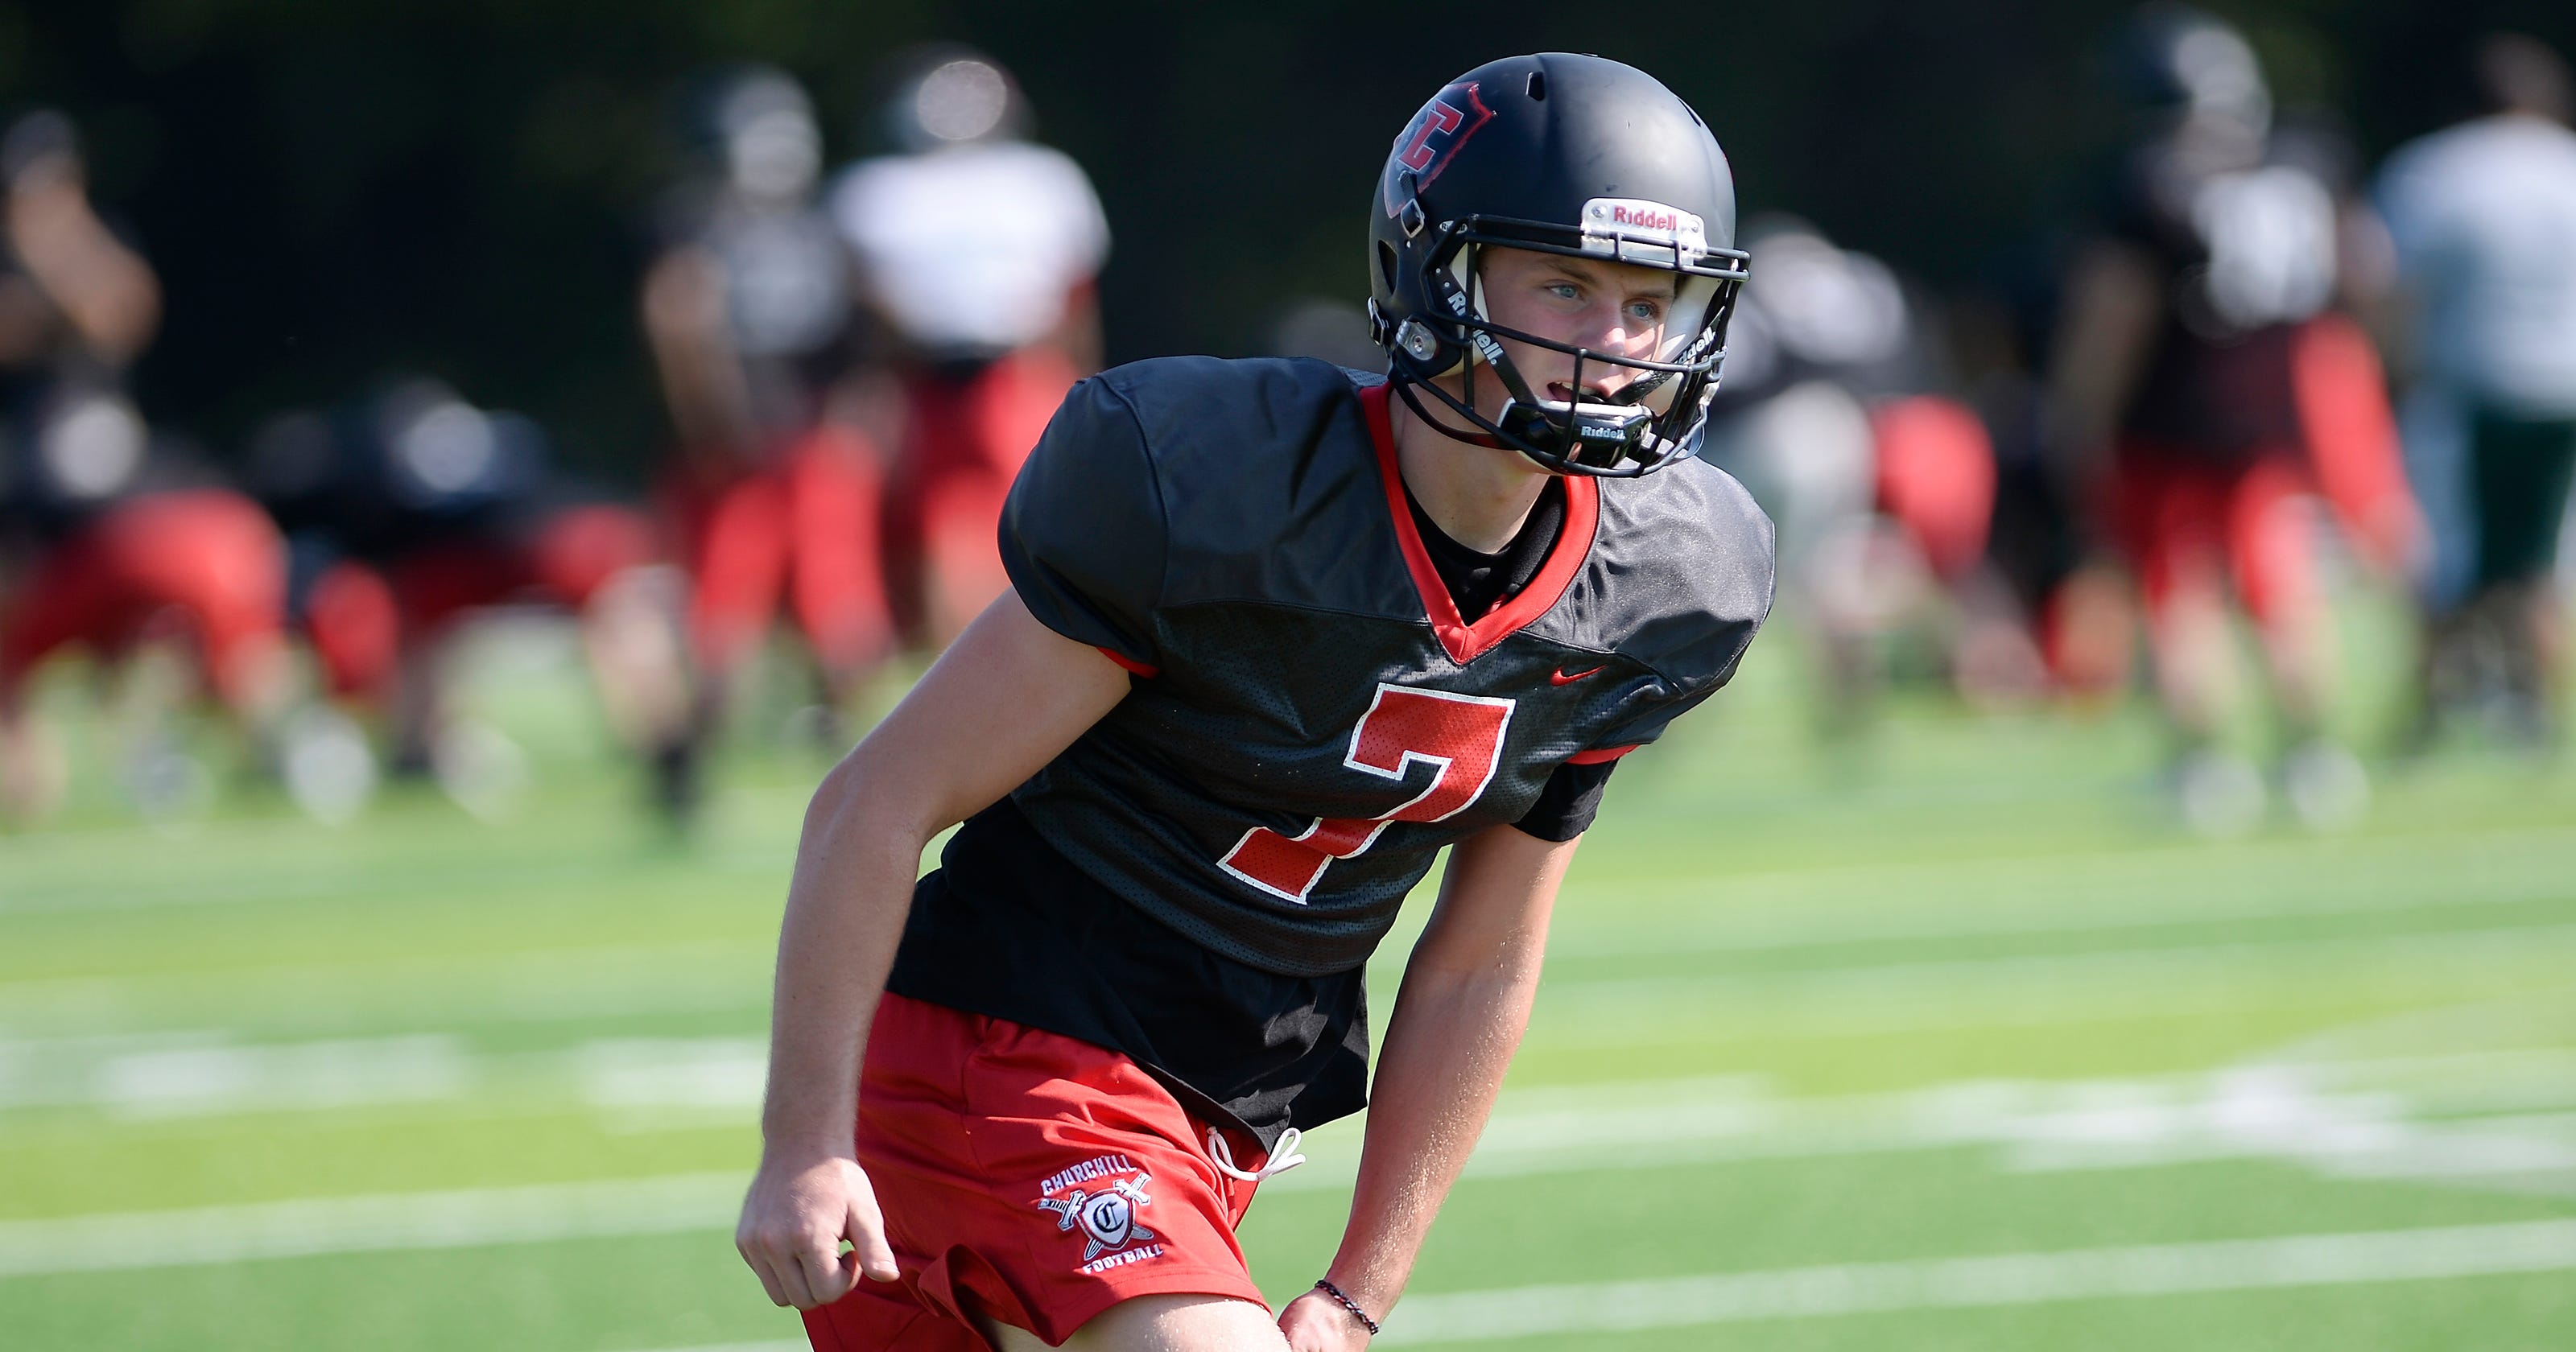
[638,246,758,454]
[2,130,161,365]
[2044,238,2161,480]
[737,591,1133,1310]
[1279,823,1580,1349]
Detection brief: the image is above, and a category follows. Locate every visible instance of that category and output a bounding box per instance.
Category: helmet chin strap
[1389,372,1512,453]
[1402,251,1535,459]
[1390,353,1707,477]
[1390,367,1659,474]
[1435,245,1548,413]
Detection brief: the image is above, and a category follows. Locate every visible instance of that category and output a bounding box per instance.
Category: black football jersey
[1001,357,1773,977]
[2103,125,2350,460]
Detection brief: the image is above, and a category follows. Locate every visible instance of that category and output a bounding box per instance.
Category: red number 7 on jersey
[1219,684,1516,904]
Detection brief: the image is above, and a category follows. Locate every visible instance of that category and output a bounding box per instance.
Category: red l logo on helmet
[1397,100,1462,171]
[1383,81,1494,216]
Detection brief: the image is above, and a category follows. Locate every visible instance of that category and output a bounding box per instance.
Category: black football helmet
[2112,4,2270,138]
[685,64,823,202]
[877,44,1030,154]
[1368,53,1749,476]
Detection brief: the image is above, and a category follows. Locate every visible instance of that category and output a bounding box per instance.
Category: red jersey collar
[1360,381,1599,666]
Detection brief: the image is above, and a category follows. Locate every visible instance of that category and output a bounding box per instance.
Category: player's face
[1456,245,1677,416]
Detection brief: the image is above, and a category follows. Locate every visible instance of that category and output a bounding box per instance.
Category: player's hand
[736,1152,901,1309]
[1278,1288,1375,1350]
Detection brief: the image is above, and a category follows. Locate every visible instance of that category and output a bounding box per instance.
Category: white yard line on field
[595,1222,2576,1351]
[1549,822,2576,952]
[0,1173,745,1278]
[1256,1054,2576,1199]
[1373,1218,2576,1343]
[1534,919,2576,1036]
[0,938,772,1037]
[0,1033,766,1118]
[7,1054,2569,1281]
[7,901,2569,1056]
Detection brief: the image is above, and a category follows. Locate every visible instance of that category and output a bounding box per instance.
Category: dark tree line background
[6,0,2572,478]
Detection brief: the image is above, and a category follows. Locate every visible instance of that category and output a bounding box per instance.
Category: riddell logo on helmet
[1612,205,1681,232]
[1582,198,1708,252]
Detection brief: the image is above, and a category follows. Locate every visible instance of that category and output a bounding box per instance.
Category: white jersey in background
[831,140,1109,357]
[2375,113,2576,416]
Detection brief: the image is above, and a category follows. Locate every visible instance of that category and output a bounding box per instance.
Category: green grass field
[3,606,2574,1350]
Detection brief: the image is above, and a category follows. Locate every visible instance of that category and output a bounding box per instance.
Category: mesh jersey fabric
[996,356,1772,977]
[888,798,1370,1147]
[1400,472,1619,845]
[887,428,1618,1146]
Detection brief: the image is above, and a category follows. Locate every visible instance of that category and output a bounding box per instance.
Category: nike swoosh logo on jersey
[1550,666,1606,685]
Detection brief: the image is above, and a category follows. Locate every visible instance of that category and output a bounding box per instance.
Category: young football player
[0,109,300,822]
[830,46,1111,648]
[643,66,888,776]
[250,378,679,820]
[1700,216,2029,731]
[736,54,1773,1352]
[2050,6,2420,831]
[2374,35,2576,748]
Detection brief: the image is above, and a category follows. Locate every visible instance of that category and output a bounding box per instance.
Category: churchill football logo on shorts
[1034,1154,1164,1272]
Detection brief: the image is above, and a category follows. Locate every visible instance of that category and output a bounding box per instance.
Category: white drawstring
[1205,1125,1306,1183]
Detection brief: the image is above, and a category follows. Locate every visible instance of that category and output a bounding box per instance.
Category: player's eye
[1546,282,1582,301]
[1627,299,1665,323]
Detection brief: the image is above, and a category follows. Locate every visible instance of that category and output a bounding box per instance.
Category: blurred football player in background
[252,378,682,821]
[1699,217,2037,739]
[1948,268,2149,711]
[2050,6,2421,832]
[831,45,1108,647]
[1266,297,1389,375]
[643,65,886,791]
[0,110,305,823]
[2374,34,2576,751]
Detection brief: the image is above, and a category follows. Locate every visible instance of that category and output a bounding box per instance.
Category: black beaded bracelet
[1313,1279,1380,1336]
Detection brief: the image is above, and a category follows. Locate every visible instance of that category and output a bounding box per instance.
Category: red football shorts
[299,504,658,703]
[303,559,401,701]
[884,347,1076,637]
[670,423,890,678]
[390,502,658,637]
[2107,447,2314,630]
[1870,394,1996,582]
[0,489,286,712]
[802,993,1274,1351]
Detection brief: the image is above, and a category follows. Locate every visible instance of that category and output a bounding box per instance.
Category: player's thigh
[2224,457,2317,626]
[982,1292,1287,1352]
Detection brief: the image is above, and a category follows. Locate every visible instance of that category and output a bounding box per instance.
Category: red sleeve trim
[1567,744,1637,765]
[1096,646,1159,678]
